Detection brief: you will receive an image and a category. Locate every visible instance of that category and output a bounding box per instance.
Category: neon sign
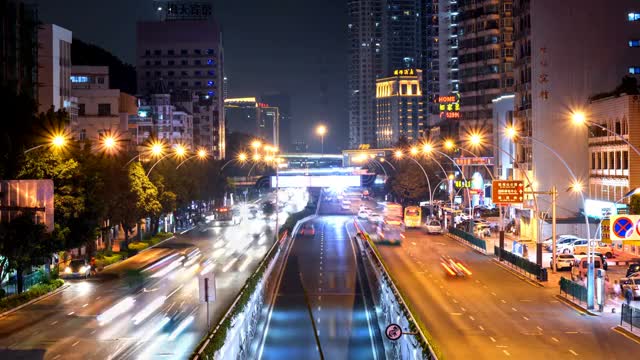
[438,93,461,120]
[393,69,416,76]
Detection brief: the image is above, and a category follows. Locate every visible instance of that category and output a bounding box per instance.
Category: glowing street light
[251,140,262,151]
[422,142,434,154]
[469,132,483,146]
[252,153,261,162]
[571,111,586,125]
[569,180,584,193]
[394,150,403,159]
[238,152,248,162]
[410,147,419,156]
[444,139,455,150]
[316,124,327,154]
[25,131,69,153]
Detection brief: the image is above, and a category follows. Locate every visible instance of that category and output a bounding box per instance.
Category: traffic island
[0,279,66,318]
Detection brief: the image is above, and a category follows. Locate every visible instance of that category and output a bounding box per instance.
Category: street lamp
[24,132,69,153]
[316,125,327,154]
[393,149,434,215]
[147,144,188,176]
[176,148,209,169]
[570,110,640,157]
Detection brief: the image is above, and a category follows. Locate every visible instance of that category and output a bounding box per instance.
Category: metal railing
[621,304,640,331]
[560,277,587,303]
[1,270,45,296]
[495,246,548,281]
[448,227,487,251]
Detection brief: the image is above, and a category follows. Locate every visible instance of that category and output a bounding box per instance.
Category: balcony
[590,169,629,178]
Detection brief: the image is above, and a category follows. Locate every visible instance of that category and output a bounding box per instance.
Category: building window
[195,81,202,86]
[181,81,188,87]
[181,60,188,65]
[207,59,214,65]
[195,70,202,76]
[591,152,596,169]
[98,103,111,116]
[630,40,640,47]
[181,49,188,55]
[401,84,407,94]
[195,60,202,65]
[78,103,85,116]
[181,71,188,76]
[629,13,640,21]
[168,60,175,65]
[168,49,175,55]
[97,77,105,84]
[206,48,215,55]
[168,71,174,76]
[629,67,640,74]
[154,60,161,65]
[145,49,151,55]
[145,60,151,66]
[194,49,201,55]
[79,129,86,141]
[624,151,629,169]
[207,70,215,76]
[154,49,161,55]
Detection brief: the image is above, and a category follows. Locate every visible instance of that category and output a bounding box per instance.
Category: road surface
[0,195,305,360]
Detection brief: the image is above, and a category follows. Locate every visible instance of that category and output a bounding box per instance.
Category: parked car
[557,238,588,254]
[620,278,640,300]
[357,210,369,219]
[474,223,491,238]
[425,220,443,234]
[572,241,613,258]
[626,263,640,277]
[573,253,608,271]
[368,213,383,223]
[554,254,576,270]
[62,259,91,279]
[300,223,315,236]
[543,235,578,250]
[571,256,604,281]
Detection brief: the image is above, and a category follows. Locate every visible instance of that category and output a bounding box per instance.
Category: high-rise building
[262,92,292,151]
[0,0,38,98]
[37,24,73,119]
[376,68,423,146]
[456,0,514,136]
[347,0,383,148]
[224,97,280,147]
[137,9,224,158]
[512,0,640,214]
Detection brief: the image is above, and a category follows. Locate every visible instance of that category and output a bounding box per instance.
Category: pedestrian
[613,280,621,299]
[625,287,633,305]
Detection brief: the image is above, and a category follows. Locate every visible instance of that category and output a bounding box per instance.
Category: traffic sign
[385,324,403,341]
[492,180,524,204]
[609,215,640,242]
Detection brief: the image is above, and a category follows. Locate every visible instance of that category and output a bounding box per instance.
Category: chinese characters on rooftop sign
[492,180,524,204]
[393,69,415,76]
[438,93,461,119]
[166,2,212,20]
[454,157,494,166]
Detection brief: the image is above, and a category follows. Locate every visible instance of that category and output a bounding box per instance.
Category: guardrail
[495,246,548,281]
[559,277,587,303]
[448,227,487,253]
[353,220,439,360]
[621,304,640,331]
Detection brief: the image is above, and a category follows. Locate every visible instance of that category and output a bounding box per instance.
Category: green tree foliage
[0,212,53,293]
[391,161,430,206]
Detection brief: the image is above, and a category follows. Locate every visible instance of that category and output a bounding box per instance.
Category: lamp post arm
[407,156,433,210]
[146,153,172,177]
[458,147,495,180]
[24,144,45,154]
[588,121,640,157]
[176,154,199,169]
[123,154,141,169]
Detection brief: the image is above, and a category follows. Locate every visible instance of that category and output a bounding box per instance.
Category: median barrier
[447,227,487,254]
[494,246,547,281]
[559,277,587,304]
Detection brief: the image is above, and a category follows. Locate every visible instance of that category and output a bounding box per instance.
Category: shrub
[0,279,64,313]
[94,253,123,269]
[128,242,150,251]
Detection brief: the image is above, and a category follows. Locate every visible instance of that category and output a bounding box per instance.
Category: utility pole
[551,185,557,273]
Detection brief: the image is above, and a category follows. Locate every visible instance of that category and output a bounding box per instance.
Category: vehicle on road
[554,254,576,270]
[557,238,588,254]
[62,259,91,279]
[440,255,472,277]
[368,212,383,223]
[424,220,443,234]
[573,253,609,270]
[404,206,422,228]
[572,241,613,258]
[374,219,404,245]
[474,223,491,238]
[620,278,640,300]
[626,263,640,277]
[571,256,603,281]
[357,210,369,219]
[300,223,316,236]
[212,206,241,225]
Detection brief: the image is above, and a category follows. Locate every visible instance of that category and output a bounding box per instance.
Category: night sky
[37,0,348,153]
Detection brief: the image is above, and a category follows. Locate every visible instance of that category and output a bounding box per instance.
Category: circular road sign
[613,216,634,239]
[385,323,403,341]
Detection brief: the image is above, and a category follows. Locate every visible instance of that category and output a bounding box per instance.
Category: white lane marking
[491,292,497,296]
[82,303,88,308]
[565,331,578,334]
[522,316,529,321]
[500,299,507,304]
[50,321,58,325]
[67,312,74,316]
[450,313,463,316]
[53,355,61,359]
[469,315,475,321]
[478,325,485,331]
[511,307,518,312]
[72,341,79,347]
[520,299,532,302]
[552,337,559,342]
[90,330,96,335]
[412,242,417,245]
[490,336,497,342]
[460,307,466,312]
[537,326,543,331]
[446,291,450,296]
[452,299,458,304]
[569,350,578,356]
[503,350,511,356]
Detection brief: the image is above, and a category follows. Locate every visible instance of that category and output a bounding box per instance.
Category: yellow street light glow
[103,136,116,150]
[394,150,403,159]
[238,152,248,162]
[570,181,584,193]
[264,145,273,152]
[422,143,433,154]
[469,133,483,146]
[504,126,518,140]
[174,144,187,157]
[448,174,455,180]
[251,140,262,149]
[265,155,274,162]
[197,149,207,159]
[410,147,419,156]
[252,154,261,161]
[150,142,164,156]
[571,111,586,125]
[444,139,455,150]
[316,124,327,136]
[51,134,66,148]
[379,158,385,162]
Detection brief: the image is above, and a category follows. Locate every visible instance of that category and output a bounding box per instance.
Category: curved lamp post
[571,111,640,156]
[393,150,434,214]
[147,144,187,177]
[24,133,68,154]
[177,148,209,169]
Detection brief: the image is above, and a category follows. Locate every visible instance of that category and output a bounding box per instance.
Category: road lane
[0,193,306,360]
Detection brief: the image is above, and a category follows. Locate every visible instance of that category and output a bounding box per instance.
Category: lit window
[207,59,214,65]
[629,13,640,21]
[630,40,640,47]
[630,67,640,74]
[70,76,89,83]
[207,80,214,87]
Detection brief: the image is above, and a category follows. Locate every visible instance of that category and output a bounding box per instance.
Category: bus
[404,206,422,228]
[211,206,241,226]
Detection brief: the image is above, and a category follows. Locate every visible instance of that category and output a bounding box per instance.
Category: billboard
[0,180,54,232]
[492,180,524,204]
[271,175,361,188]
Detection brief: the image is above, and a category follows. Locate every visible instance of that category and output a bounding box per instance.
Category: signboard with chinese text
[438,93,461,119]
[166,2,212,20]
[393,69,416,76]
[455,180,472,189]
[454,157,494,166]
[601,219,610,244]
[492,180,524,204]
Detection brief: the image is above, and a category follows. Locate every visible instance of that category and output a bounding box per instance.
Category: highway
[0,193,305,360]
[258,194,385,360]
[357,216,640,359]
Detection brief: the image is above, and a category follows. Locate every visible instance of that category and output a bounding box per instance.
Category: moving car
[440,255,472,277]
[357,210,369,219]
[620,278,640,300]
[554,254,576,270]
[424,220,443,234]
[368,213,383,223]
[300,223,315,236]
[62,259,91,279]
[572,241,613,258]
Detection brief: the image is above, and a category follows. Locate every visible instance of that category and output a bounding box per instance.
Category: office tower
[262,92,291,151]
[376,69,423,146]
[37,24,73,118]
[0,0,38,98]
